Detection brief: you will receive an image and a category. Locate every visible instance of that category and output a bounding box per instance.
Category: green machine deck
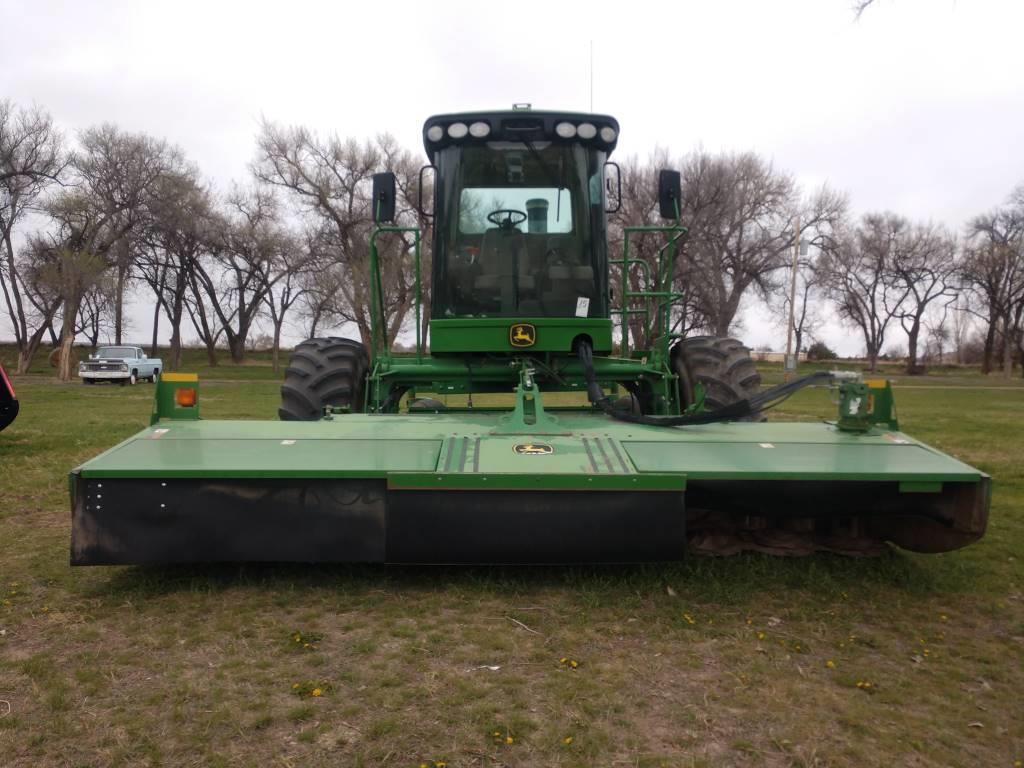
[71,400,989,565]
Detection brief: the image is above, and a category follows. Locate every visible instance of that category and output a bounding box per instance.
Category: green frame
[364,208,690,415]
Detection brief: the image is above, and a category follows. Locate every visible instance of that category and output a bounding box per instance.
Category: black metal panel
[386,490,686,564]
[71,476,387,565]
[70,475,687,565]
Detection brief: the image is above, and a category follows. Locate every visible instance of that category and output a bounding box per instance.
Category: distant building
[752,351,808,363]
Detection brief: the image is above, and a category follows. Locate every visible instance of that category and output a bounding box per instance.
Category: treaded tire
[672,336,763,421]
[279,337,368,421]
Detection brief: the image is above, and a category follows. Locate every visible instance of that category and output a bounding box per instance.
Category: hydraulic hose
[577,341,835,427]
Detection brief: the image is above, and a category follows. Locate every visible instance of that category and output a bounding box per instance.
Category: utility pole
[784,215,800,381]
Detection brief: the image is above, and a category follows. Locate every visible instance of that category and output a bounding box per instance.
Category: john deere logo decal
[509,323,536,347]
[513,442,553,455]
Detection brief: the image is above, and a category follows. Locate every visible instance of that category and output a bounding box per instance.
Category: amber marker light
[175,388,197,407]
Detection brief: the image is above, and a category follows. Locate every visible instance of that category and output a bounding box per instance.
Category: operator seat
[476,225,526,313]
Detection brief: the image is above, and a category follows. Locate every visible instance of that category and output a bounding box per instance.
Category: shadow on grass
[82,545,976,606]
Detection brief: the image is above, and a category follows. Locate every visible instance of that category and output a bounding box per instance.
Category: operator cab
[422,110,620,320]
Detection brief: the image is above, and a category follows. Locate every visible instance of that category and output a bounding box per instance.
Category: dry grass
[0,365,1022,767]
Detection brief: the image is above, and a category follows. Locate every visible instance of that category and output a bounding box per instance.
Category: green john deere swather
[70,108,990,564]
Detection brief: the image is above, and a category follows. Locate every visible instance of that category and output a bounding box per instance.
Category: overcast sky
[2,0,1022,354]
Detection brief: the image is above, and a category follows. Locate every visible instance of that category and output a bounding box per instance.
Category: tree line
[2,99,1023,379]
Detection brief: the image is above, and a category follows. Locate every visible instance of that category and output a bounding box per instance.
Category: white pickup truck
[79,345,162,386]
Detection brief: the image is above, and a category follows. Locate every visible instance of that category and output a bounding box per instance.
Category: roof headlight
[555,121,576,138]
[426,125,444,142]
[469,121,490,138]
[600,126,617,142]
[577,122,597,139]
[447,122,469,139]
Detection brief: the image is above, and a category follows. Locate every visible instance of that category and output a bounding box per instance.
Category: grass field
[1,350,1022,767]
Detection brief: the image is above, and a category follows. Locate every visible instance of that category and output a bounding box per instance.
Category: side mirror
[604,161,621,214]
[372,172,396,223]
[658,170,681,220]
[417,165,435,218]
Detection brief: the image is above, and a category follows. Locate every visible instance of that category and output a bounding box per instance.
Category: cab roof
[422,109,620,162]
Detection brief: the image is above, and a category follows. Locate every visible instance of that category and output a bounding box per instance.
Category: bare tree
[0,100,69,372]
[74,125,180,346]
[888,223,960,373]
[853,0,877,18]
[922,306,952,364]
[294,248,346,338]
[609,149,706,351]
[262,229,311,371]
[963,188,1024,376]
[190,186,288,363]
[43,124,179,380]
[75,275,118,349]
[136,169,215,369]
[772,252,825,360]
[950,296,973,364]
[253,124,422,350]
[821,213,912,371]
[680,150,846,337]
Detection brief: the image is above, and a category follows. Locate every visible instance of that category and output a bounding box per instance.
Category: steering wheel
[487,209,527,229]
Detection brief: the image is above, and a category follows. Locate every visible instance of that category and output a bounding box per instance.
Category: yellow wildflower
[756,631,765,640]
[563,735,574,745]
[505,735,514,744]
[292,683,300,689]
[826,660,836,669]
[311,687,322,697]
[570,660,579,668]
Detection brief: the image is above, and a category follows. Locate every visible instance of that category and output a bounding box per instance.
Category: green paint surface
[76,411,986,486]
[429,317,613,353]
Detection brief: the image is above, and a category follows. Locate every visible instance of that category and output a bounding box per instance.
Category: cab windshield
[432,142,608,318]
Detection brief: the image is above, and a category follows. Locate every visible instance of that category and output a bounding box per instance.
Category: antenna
[589,41,594,112]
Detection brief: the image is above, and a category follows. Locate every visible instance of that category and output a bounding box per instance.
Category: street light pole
[784,215,800,381]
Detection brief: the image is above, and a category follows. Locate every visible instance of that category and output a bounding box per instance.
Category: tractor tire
[279,337,368,421]
[672,336,763,420]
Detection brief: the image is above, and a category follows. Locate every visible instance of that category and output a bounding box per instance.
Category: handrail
[618,223,686,358]
[369,226,423,363]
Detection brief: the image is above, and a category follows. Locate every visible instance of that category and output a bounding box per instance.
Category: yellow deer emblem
[513,442,553,455]
[509,323,536,347]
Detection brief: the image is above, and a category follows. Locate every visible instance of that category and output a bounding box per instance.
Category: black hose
[578,341,833,427]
